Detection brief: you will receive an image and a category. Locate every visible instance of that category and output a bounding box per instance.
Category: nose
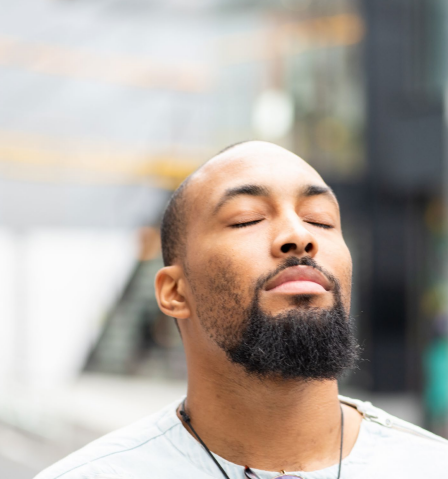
[271,211,318,258]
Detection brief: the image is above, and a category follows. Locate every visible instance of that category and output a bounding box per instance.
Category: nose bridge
[282,205,308,236]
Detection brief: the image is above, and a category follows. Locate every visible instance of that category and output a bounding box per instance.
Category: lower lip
[268,280,327,294]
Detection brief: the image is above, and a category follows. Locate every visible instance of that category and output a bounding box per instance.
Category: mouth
[264,265,331,295]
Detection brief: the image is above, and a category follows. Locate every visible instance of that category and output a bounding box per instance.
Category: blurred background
[1,0,448,477]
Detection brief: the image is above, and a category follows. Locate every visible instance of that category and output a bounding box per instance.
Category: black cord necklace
[179,399,344,479]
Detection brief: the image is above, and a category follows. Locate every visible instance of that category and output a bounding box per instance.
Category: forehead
[188,142,327,210]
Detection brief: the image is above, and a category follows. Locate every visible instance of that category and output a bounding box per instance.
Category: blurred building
[0,4,448,474]
[361,0,448,397]
[0,0,367,389]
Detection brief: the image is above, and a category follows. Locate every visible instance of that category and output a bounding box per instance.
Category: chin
[260,292,335,317]
[288,293,334,310]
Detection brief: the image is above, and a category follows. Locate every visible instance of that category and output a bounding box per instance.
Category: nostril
[281,243,295,253]
[305,243,313,253]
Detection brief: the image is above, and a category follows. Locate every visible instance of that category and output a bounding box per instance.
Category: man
[36,141,448,479]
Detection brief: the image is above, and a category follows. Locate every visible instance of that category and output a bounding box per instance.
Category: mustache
[255,256,338,292]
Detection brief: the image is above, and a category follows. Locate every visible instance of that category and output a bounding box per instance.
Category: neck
[182,353,358,473]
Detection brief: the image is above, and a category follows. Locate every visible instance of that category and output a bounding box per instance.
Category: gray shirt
[35,395,448,479]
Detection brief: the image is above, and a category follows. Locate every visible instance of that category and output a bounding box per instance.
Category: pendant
[244,466,303,479]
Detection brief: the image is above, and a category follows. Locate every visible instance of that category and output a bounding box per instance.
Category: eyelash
[306,221,333,229]
[230,219,263,228]
[230,220,333,229]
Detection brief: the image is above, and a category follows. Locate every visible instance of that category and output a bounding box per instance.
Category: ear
[155,265,191,320]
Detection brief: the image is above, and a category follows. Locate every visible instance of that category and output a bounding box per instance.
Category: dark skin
[156,141,362,473]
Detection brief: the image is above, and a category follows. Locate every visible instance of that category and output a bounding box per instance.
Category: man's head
[156,141,359,380]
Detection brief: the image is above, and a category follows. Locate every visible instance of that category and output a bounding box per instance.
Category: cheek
[185,251,256,342]
[319,238,352,291]
[333,244,353,307]
[186,249,251,305]
[189,229,266,280]
[341,243,353,283]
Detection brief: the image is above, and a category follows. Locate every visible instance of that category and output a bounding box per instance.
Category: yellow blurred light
[0,36,213,92]
[220,13,365,64]
[0,131,203,189]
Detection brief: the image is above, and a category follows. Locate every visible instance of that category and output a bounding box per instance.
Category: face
[180,142,358,379]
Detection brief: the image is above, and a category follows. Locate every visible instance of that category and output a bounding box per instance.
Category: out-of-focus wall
[0,228,137,391]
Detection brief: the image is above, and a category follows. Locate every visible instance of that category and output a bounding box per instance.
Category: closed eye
[306,221,333,229]
[230,219,263,228]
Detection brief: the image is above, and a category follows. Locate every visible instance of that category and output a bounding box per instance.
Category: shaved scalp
[160,177,191,266]
[160,140,252,266]
[216,140,252,156]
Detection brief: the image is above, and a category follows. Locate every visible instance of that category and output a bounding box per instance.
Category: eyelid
[305,221,334,229]
[301,211,336,229]
[230,219,263,229]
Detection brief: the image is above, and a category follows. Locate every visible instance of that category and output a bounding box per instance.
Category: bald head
[160,141,328,266]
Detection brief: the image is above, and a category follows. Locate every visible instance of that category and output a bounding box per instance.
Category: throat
[180,378,354,473]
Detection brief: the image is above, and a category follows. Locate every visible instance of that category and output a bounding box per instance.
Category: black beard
[192,256,360,381]
[226,288,359,381]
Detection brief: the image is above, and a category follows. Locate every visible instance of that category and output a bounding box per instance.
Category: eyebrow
[213,184,270,215]
[213,183,337,215]
[303,184,338,204]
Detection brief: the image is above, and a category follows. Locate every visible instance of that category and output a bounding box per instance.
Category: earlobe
[155,266,191,320]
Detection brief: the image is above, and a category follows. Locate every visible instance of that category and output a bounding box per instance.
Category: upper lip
[264,265,331,291]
